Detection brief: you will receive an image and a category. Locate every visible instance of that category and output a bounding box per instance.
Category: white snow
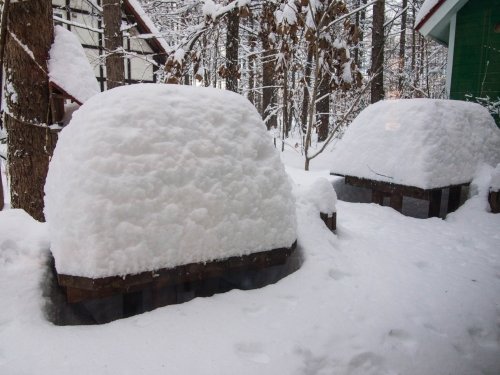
[329,99,500,189]
[48,26,100,104]
[44,84,297,278]
[304,177,337,214]
[490,164,500,192]
[1,160,500,374]
[415,0,441,26]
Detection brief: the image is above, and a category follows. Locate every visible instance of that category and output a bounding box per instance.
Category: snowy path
[1,176,499,374]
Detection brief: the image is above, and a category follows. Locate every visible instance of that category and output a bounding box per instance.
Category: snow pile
[2,166,500,374]
[48,26,100,104]
[415,0,440,26]
[45,84,297,278]
[306,178,337,214]
[490,164,500,192]
[329,99,500,189]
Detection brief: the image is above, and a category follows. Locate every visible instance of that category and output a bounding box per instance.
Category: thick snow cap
[330,99,500,189]
[48,26,100,104]
[45,84,297,278]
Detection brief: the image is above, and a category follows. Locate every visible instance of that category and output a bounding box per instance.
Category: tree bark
[103,0,125,89]
[3,0,57,221]
[261,3,277,129]
[225,8,239,92]
[300,46,313,133]
[370,0,385,103]
[316,73,330,142]
[398,0,407,96]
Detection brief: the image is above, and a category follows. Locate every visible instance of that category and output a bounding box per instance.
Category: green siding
[451,0,500,125]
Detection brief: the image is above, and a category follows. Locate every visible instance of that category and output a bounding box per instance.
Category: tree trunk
[370,0,385,103]
[261,3,277,129]
[103,0,125,89]
[225,8,239,92]
[316,73,330,142]
[3,0,57,221]
[398,0,407,96]
[300,46,313,133]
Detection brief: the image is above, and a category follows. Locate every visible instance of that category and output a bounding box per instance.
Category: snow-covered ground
[1,140,499,375]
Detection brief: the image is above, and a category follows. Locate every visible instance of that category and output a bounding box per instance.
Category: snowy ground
[1,143,499,375]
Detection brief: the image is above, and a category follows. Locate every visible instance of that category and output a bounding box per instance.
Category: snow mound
[48,26,100,104]
[307,178,337,214]
[45,84,297,278]
[490,164,500,192]
[329,99,500,189]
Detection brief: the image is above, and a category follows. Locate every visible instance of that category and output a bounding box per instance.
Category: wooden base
[57,243,297,304]
[339,175,468,218]
[489,191,499,213]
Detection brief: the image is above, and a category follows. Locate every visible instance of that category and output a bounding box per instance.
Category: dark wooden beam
[389,193,403,212]
[489,191,499,213]
[428,189,442,217]
[447,186,461,213]
[58,243,297,304]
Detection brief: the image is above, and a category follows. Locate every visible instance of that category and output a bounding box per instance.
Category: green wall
[451,0,500,125]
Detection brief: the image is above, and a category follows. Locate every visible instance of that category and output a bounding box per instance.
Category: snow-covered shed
[52,0,169,90]
[45,84,297,309]
[330,99,500,217]
[415,0,499,126]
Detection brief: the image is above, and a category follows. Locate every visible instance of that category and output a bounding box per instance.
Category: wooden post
[447,186,461,213]
[489,191,499,213]
[428,189,442,217]
[320,212,336,231]
[389,193,403,212]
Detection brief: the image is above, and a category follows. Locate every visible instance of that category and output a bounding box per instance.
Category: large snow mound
[329,99,500,189]
[45,84,297,278]
[48,26,100,104]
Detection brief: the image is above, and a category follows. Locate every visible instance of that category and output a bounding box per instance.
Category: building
[52,0,169,91]
[416,0,500,125]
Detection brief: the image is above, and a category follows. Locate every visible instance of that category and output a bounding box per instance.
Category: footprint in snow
[347,352,387,375]
[328,269,351,281]
[234,342,270,364]
[384,329,418,353]
[242,305,267,316]
[467,326,499,349]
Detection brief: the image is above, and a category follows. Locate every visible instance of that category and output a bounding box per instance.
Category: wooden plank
[389,193,403,212]
[58,243,297,303]
[489,191,499,213]
[342,175,469,201]
[428,189,442,217]
[447,186,461,213]
[371,190,384,204]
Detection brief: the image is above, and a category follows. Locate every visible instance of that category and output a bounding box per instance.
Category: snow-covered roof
[329,99,500,190]
[45,84,297,278]
[48,26,100,104]
[415,0,469,44]
[123,0,171,55]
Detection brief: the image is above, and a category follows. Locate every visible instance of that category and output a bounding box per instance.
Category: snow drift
[45,84,297,278]
[329,99,500,189]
